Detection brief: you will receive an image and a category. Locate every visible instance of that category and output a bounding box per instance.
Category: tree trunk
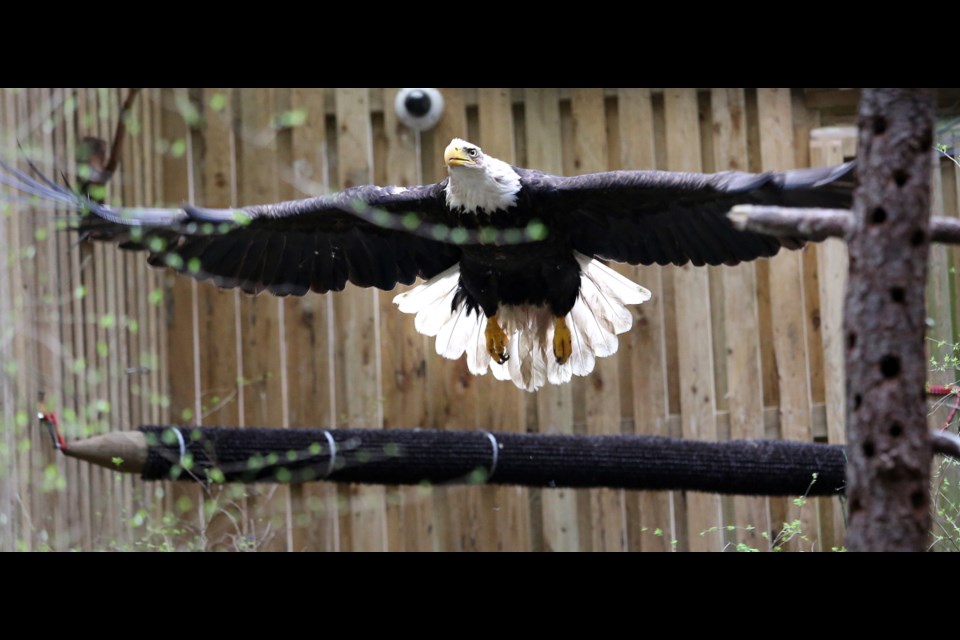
[845,88,935,551]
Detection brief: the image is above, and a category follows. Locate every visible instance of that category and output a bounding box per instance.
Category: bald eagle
[0,139,854,391]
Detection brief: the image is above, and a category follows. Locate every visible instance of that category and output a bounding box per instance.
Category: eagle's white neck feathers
[444,142,521,213]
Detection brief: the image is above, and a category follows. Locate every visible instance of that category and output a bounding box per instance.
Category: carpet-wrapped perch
[59,425,850,496]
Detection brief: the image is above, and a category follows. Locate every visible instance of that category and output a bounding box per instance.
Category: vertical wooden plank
[63,88,93,548]
[123,86,155,546]
[48,87,69,547]
[947,157,960,339]
[422,88,477,551]
[756,88,818,550]
[947,157,960,340]
[664,88,723,552]
[65,88,85,548]
[333,88,387,552]
[288,87,340,552]
[19,86,40,550]
[122,88,143,433]
[743,91,781,416]
[82,87,109,547]
[192,88,252,550]
[476,87,530,551]
[811,133,849,550]
[572,88,627,551]
[793,95,826,412]
[76,89,97,548]
[273,87,297,552]
[160,88,204,548]
[105,88,130,549]
[705,90,741,547]
[699,94,729,455]
[25,88,59,548]
[11,89,29,549]
[198,88,240,427]
[14,88,40,551]
[0,88,19,551]
[617,88,675,552]
[928,153,958,552]
[928,161,953,423]
[650,95,682,429]
[379,88,435,552]
[234,88,291,551]
[103,87,123,545]
[525,88,581,552]
[142,88,172,525]
[946,155,960,420]
[559,98,595,545]
[710,88,772,551]
[49,88,69,547]
[933,150,960,552]
[38,88,61,548]
[50,87,75,548]
[105,88,132,547]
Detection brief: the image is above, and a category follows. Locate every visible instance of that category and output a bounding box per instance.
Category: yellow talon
[485,314,509,364]
[554,316,572,365]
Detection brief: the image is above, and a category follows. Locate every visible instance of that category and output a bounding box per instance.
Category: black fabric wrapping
[140,426,847,496]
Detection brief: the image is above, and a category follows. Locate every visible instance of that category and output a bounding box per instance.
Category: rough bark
[845,88,935,552]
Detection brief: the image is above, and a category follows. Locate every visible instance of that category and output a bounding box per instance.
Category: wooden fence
[1,88,957,552]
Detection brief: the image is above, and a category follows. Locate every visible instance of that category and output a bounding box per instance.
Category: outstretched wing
[0,159,461,296]
[525,163,855,267]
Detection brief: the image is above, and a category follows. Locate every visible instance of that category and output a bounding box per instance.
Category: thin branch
[728,206,850,241]
[729,206,960,245]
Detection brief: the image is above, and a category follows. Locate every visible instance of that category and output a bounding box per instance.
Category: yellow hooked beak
[444,142,475,167]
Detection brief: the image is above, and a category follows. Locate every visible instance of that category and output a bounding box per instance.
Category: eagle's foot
[554,316,572,365]
[485,315,509,364]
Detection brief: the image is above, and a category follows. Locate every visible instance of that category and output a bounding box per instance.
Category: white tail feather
[392,252,651,392]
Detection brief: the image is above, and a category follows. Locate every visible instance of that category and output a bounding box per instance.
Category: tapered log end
[62,431,147,474]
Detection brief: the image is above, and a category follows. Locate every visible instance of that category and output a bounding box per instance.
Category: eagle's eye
[466,148,479,158]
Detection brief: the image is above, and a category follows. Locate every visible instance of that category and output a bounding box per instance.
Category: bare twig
[78,88,141,201]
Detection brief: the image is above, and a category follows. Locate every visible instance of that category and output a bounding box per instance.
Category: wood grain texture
[810,134,849,550]
[287,87,339,552]
[333,88,387,552]
[525,88,581,552]
[570,88,627,551]
[712,88,772,550]
[476,87,531,551]
[235,88,290,551]
[422,88,479,552]
[160,88,205,549]
[380,87,435,551]
[757,88,819,550]
[664,88,722,552]
[616,88,676,552]
[194,88,253,551]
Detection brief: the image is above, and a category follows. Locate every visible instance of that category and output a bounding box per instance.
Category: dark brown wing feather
[520,163,855,266]
[0,157,461,296]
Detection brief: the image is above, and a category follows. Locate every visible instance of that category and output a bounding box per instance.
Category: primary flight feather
[0,138,854,391]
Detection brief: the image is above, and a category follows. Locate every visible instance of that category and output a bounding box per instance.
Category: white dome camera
[395,88,444,132]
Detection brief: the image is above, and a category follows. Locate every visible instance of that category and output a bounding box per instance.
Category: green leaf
[208,93,227,112]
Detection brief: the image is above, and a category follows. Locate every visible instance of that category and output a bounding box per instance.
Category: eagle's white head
[443,138,521,213]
